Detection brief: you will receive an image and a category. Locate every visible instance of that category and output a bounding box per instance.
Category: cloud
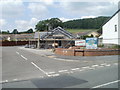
[42,0,54,5]
[28,3,49,18]
[0,0,25,18]
[0,19,7,29]
[59,17,72,22]
[15,18,39,31]
[29,18,39,25]
[59,17,80,22]
[60,2,118,17]
[81,15,97,19]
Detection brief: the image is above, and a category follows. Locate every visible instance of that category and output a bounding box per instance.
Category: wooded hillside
[63,16,110,29]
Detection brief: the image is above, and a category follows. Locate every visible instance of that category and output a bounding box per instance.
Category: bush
[112,45,120,49]
[98,44,104,47]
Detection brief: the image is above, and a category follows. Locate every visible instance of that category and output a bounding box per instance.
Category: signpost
[86,38,98,49]
[75,40,86,47]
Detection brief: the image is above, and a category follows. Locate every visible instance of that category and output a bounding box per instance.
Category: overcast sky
[0,0,119,32]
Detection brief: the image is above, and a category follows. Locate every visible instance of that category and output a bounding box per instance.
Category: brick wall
[55,48,75,56]
[55,48,120,56]
[84,49,119,56]
[0,41,29,46]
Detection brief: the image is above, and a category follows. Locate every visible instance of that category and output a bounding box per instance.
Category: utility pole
[29,34,30,48]
[37,32,40,49]
[15,33,17,46]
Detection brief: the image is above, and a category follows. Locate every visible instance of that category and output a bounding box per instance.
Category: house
[34,26,76,48]
[102,8,120,45]
[75,31,100,39]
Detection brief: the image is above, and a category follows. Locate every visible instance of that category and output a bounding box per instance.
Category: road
[1,46,119,89]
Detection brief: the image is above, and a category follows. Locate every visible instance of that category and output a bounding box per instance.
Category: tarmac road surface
[1,46,119,89]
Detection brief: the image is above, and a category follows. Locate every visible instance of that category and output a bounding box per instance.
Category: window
[115,25,117,32]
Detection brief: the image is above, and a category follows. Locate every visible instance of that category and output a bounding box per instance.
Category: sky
[0,0,119,32]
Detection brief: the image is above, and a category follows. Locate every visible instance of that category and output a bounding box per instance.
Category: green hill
[63,16,110,30]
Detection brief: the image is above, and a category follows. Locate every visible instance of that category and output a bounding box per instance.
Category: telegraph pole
[37,32,40,49]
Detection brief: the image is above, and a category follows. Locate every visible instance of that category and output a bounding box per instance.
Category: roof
[34,27,75,39]
[44,27,75,39]
[76,31,99,37]
[34,32,51,39]
[1,34,34,40]
[102,9,120,26]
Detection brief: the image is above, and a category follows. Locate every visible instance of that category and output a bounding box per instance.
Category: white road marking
[40,76,44,78]
[79,69,84,71]
[2,80,8,83]
[92,65,99,67]
[58,70,68,72]
[92,80,120,88]
[82,66,90,69]
[5,80,8,82]
[47,72,55,74]
[98,66,104,68]
[100,63,107,66]
[48,74,60,77]
[20,55,28,60]
[16,51,19,55]
[114,63,118,65]
[105,64,111,67]
[31,62,48,76]
[54,58,79,62]
[52,74,60,77]
[13,79,18,81]
[71,68,80,71]
[88,68,95,70]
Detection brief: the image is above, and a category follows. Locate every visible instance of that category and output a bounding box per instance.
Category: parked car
[30,44,36,49]
[25,44,29,48]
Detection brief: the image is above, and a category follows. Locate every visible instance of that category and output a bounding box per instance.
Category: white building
[102,8,120,45]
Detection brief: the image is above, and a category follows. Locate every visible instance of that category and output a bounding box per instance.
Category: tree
[7,30,10,34]
[35,21,46,31]
[2,31,9,34]
[27,28,33,33]
[49,18,63,30]
[1,30,10,34]
[35,18,63,31]
[63,16,110,29]
[12,29,18,34]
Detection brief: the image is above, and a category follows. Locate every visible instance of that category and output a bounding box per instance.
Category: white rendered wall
[118,3,120,45]
[102,12,119,45]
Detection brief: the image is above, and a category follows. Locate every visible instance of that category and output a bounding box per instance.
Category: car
[25,44,29,48]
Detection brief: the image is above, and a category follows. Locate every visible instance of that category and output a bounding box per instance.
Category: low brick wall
[55,48,120,56]
[84,49,119,56]
[55,48,75,56]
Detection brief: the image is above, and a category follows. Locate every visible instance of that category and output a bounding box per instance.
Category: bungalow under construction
[33,26,76,49]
